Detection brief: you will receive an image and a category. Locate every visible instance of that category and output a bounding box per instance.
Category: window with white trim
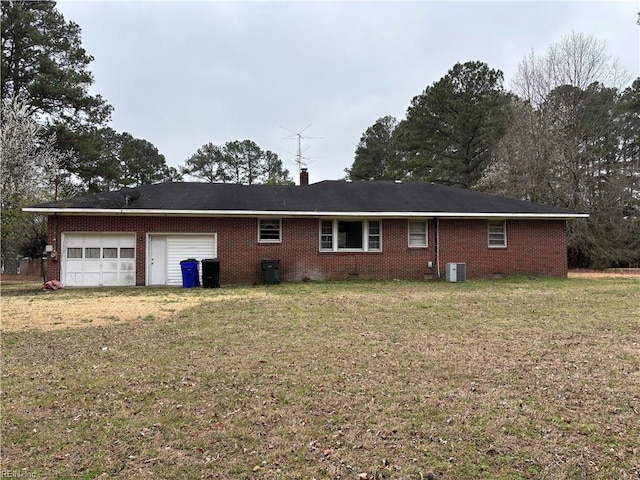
[408,220,428,247]
[258,219,281,243]
[368,221,381,250]
[320,221,333,250]
[319,219,382,252]
[488,220,507,247]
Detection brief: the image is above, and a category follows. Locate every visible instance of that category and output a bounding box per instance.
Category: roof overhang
[22,207,589,220]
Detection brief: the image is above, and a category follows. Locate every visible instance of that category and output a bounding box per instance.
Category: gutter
[22,207,590,220]
[435,218,441,279]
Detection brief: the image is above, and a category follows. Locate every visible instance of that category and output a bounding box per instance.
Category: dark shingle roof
[26,181,585,217]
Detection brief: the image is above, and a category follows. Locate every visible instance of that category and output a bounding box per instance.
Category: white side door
[148,236,168,285]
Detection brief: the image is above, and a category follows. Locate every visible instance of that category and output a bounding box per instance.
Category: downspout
[435,218,441,279]
[52,214,58,260]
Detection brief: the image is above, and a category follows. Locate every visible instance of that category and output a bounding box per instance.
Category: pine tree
[1,0,112,125]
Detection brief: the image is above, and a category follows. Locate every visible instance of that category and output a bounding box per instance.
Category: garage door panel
[65,272,82,287]
[102,261,118,272]
[84,261,101,273]
[102,236,129,248]
[66,259,83,271]
[82,273,101,285]
[101,273,120,285]
[121,262,134,271]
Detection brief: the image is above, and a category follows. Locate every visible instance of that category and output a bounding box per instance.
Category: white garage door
[167,235,217,285]
[148,234,217,286]
[63,233,136,287]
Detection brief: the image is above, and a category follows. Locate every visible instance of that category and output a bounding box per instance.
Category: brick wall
[438,219,568,277]
[45,216,568,285]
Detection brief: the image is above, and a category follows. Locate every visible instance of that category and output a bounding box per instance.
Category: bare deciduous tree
[1,98,74,273]
[512,32,627,108]
[481,33,639,267]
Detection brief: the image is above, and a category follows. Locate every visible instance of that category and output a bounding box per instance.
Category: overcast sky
[56,1,639,184]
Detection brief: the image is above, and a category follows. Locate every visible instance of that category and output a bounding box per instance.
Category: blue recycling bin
[180,259,200,288]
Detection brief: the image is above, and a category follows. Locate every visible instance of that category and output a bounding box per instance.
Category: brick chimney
[300,168,309,186]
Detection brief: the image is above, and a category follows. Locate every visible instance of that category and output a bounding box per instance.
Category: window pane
[67,248,82,259]
[103,248,118,258]
[259,219,280,241]
[368,221,381,251]
[488,221,506,246]
[409,221,427,246]
[409,221,424,234]
[85,247,100,259]
[338,221,363,249]
[320,220,333,249]
[120,248,135,259]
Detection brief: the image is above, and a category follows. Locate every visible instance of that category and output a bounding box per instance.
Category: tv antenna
[280,124,322,174]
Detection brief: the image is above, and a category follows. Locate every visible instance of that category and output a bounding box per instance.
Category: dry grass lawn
[1,277,639,479]
[1,284,268,332]
[2,270,637,332]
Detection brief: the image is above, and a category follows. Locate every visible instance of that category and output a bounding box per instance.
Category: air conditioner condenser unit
[446,262,466,282]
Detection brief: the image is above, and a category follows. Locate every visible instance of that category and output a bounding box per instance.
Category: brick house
[25,172,587,287]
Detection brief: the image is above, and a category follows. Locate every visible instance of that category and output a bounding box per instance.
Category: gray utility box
[446,262,467,282]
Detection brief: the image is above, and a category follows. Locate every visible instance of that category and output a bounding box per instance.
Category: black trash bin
[261,259,280,285]
[201,258,220,288]
[180,259,200,288]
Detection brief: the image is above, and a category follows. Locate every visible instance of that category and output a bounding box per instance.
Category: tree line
[181,140,292,185]
[0,1,291,273]
[346,33,639,268]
